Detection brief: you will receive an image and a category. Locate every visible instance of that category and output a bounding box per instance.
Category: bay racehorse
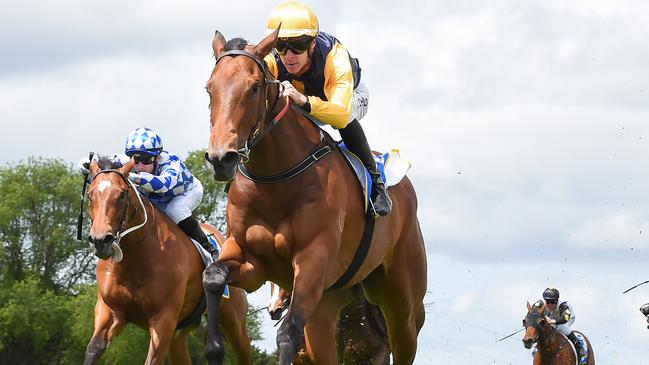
[523,302,595,365]
[267,282,390,365]
[201,28,427,365]
[83,157,251,365]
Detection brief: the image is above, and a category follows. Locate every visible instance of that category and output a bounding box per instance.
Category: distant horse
[268,283,390,365]
[523,302,595,365]
[83,158,251,365]
[202,28,427,365]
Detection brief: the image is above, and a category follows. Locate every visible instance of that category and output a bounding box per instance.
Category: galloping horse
[201,28,427,365]
[267,283,390,365]
[523,302,595,365]
[83,157,251,365]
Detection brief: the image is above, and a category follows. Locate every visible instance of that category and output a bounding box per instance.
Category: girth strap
[330,216,376,290]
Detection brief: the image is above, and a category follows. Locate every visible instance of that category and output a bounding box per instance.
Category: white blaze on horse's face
[269,284,282,312]
[98,180,112,193]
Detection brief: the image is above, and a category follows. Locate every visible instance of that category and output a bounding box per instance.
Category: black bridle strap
[214,49,283,151]
[237,144,332,184]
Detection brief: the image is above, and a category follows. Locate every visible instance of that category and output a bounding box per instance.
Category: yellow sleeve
[264,54,279,79]
[308,42,354,129]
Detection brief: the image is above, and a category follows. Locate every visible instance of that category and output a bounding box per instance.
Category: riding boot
[640,303,649,329]
[178,216,219,260]
[340,119,392,216]
[567,332,588,365]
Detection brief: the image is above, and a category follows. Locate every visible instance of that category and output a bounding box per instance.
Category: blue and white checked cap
[124,127,163,156]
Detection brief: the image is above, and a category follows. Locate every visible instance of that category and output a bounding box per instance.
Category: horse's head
[204,28,281,181]
[268,282,291,321]
[522,301,548,349]
[86,157,136,260]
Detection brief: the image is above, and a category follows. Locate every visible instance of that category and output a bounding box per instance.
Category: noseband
[92,169,148,248]
[213,50,289,162]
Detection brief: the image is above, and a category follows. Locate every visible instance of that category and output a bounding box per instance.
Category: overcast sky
[2,0,649,363]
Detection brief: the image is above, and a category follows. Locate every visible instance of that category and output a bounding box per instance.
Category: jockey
[542,288,587,365]
[263,0,392,216]
[79,127,218,260]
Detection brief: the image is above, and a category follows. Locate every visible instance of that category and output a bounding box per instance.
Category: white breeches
[155,178,203,223]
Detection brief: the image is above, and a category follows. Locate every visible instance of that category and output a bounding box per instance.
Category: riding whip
[623,280,649,294]
[497,328,524,342]
[76,152,94,240]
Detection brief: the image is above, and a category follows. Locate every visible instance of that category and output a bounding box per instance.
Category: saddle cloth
[191,230,229,298]
[338,142,411,213]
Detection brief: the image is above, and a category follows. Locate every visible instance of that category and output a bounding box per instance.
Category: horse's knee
[84,335,107,364]
[203,263,228,293]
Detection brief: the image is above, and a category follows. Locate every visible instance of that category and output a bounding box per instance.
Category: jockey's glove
[78,157,91,175]
[128,172,142,184]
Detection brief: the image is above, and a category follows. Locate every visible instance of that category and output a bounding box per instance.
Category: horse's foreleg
[277,247,329,365]
[167,327,193,365]
[84,299,125,365]
[302,289,356,365]
[203,261,230,365]
[145,310,180,365]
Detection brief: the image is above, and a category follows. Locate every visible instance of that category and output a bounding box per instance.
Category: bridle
[212,49,290,163]
[92,169,148,249]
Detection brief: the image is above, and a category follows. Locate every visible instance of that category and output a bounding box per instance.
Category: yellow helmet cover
[267,1,319,38]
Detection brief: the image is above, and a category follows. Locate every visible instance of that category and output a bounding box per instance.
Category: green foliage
[0,277,72,364]
[0,157,95,292]
[184,149,228,230]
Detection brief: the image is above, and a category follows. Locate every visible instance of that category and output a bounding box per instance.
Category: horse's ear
[119,157,136,176]
[253,26,279,59]
[89,160,100,178]
[527,301,532,311]
[212,30,226,58]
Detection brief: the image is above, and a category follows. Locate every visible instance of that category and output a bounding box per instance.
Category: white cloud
[567,212,649,249]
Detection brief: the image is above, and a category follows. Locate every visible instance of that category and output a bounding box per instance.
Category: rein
[214,49,333,183]
[214,49,286,162]
[93,169,148,257]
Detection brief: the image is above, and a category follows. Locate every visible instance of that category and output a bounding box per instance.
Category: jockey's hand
[545,317,557,325]
[128,172,142,184]
[280,81,307,106]
[78,157,91,175]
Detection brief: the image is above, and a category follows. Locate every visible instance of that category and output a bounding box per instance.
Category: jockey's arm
[263,43,354,129]
[135,160,182,194]
[307,43,354,129]
[556,302,572,325]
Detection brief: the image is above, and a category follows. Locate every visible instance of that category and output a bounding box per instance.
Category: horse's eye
[120,190,128,199]
[251,83,261,94]
[522,319,526,327]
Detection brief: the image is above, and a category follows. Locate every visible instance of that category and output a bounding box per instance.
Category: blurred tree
[0,157,94,292]
[184,149,228,231]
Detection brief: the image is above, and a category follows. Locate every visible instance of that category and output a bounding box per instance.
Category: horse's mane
[225,37,248,51]
[96,155,119,170]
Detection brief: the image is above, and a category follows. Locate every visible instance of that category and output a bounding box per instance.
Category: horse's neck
[245,107,324,175]
[537,326,567,361]
[118,192,154,250]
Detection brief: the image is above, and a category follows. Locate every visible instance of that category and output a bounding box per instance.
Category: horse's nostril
[87,235,93,244]
[220,151,240,168]
[204,152,212,164]
[103,235,115,244]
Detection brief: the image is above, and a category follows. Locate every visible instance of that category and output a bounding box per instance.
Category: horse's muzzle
[89,234,115,259]
[269,307,283,321]
[523,338,534,349]
[205,150,239,181]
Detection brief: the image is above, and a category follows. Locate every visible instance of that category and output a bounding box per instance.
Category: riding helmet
[125,127,163,156]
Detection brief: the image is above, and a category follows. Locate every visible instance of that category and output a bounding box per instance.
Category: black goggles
[545,299,558,304]
[275,37,313,56]
[129,153,156,165]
